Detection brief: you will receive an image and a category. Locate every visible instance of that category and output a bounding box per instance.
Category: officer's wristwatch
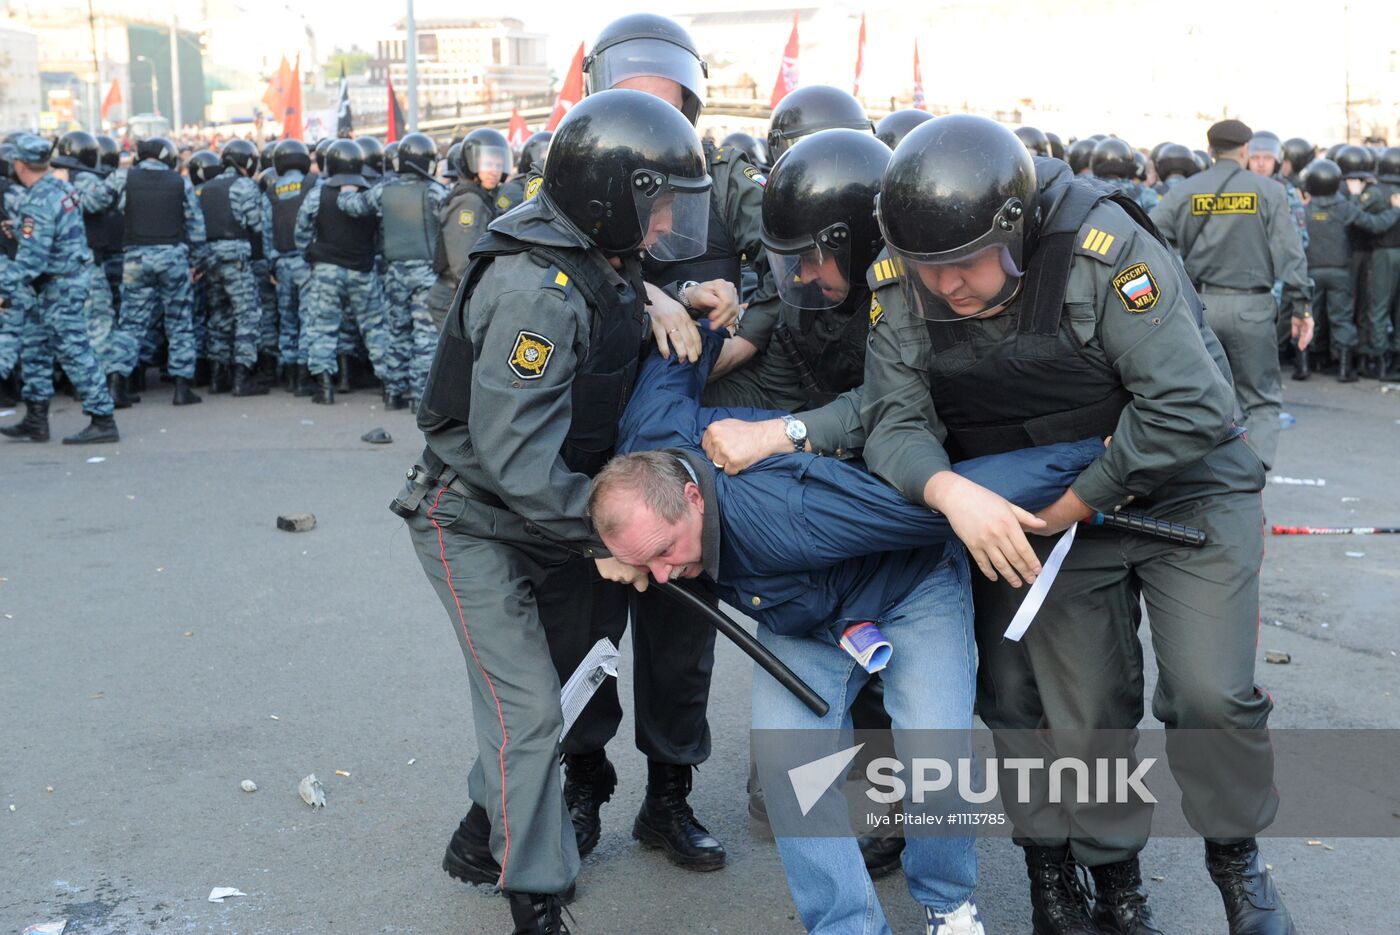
[677,280,700,311]
[781,415,807,452]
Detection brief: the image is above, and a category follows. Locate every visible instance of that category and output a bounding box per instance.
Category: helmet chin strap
[965,276,1024,321]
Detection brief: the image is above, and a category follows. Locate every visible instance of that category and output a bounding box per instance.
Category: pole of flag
[406,0,418,131]
[853,14,866,99]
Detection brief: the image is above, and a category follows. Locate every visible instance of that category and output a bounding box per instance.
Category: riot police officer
[265,139,314,393]
[83,135,207,407]
[294,139,397,404]
[876,109,933,150]
[397,89,711,935]
[720,130,769,171]
[496,130,550,213]
[1152,143,1198,195]
[52,131,123,380]
[338,131,446,409]
[863,115,1293,935]
[1091,137,1159,211]
[425,128,510,331]
[1015,126,1052,158]
[767,84,873,162]
[1361,147,1400,378]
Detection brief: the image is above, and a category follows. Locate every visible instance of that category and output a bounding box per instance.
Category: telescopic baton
[1085,511,1207,547]
[1271,525,1400,536]
[655,581,830,717]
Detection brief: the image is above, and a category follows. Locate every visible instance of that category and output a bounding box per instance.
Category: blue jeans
[752,547,977,934]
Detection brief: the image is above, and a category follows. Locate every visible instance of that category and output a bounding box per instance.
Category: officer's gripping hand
[594,557,651,592]
[1292,313,1315,352]
[703,417,793,475]
[686,279,742,331]
[1032,487,1094,537]
[925,472,1045,588]
[645,283,703,364]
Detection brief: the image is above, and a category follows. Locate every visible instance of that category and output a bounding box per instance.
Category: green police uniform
[861,190,1279,868]
[1151,158,1311,469]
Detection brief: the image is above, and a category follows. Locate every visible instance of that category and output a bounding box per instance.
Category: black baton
[1088,511,1207,547]
[655,582,830,717]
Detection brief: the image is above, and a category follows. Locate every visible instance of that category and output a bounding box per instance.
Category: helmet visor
[587,37,706,107]
[634,169,711,262]
[890,243,1025,322]
[764,223,853,310]
[467,144,510,180]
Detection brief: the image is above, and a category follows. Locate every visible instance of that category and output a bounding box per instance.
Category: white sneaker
[926,899,985,935]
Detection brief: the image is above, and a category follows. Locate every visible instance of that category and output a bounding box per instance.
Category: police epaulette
[712,146,726,164]
[1074,221,1126,265]
[543,266,573,295]
[866,250,904,291]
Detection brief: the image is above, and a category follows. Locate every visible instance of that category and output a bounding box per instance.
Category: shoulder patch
[1190,192,1258,216]
[542,266,573,295]
[742,165,766,187]
[1075,223,1126,264]
[866,255,905,290]
[20,215,36,238]
[508,330,555,380]
[1111,262,1160,313]
[869,294,884,327]
[458,209,475,228]
[525,176,542,200]
[496,194,512,211]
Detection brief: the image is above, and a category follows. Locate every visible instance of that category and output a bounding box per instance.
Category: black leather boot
[292,363,314,397]
[193,358,211,387]
[1381,350,1399,381]
[311,372,335,405]
[1337,347,1358,383]
[442,803,501,886]
[232,363,270,396]
[208,361,232,394]
[1090,857,1163,935]
[632,761,725,871]
[62,413,119,445]
[256,351,278,386]
[0,365,19,406]
[1206,839,1296,935]
[858,834,906,879]
[0,399,50,441]
[562,750,616,858]
[129,365,147,395]
[1289,347,1309,381]
[383,390,408,410]
[506,891,571,935]
[1024,845,1101,935]
[172,377,202,406]
[280,364,295,393]
[1361,353,1382,379]
[108,371,133,409]
[335,353,354,393]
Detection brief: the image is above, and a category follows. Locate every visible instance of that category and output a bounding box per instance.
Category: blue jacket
[616,329,1103,639]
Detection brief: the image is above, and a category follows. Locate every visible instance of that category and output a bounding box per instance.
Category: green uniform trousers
[1202,290,1283,469]
[1366,246,1400,355]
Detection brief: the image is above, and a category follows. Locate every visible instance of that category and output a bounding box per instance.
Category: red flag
[853,14,867,98]
[282,54,304,141]
[770,13,800,110]
[262,57,290,118]
[545,42,585,132]
[386,77,406,143]
[912,41,927,112]
[100,78,123,122]
[507,107,530,150]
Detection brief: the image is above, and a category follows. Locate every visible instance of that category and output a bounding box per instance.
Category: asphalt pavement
[2,372,1397,934]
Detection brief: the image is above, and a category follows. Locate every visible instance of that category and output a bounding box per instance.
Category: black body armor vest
[123,169,186,247]
[305,185,377,272]
[269,176,308,255]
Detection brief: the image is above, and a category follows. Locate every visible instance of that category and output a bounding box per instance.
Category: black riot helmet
[877,114,1036,321]
[1336,144,1374,179]
[1090,137,1135,179]
[1149,141,1168,164]
[1155,143,1198,180]
[768,85,872,162]
[137,136,179,169]
[1066,138,1095,175]
[1281,137,1313,174]
[516,131,552,176]
[1303,158,1342,196]
[456,127,511,184]
[393,132,437,180]
[761,129,891,310]
[1324,142,1345,161]
[313,138,333,172]
[584,13,708,125]
[273,139,312,175]
[323,138,365,183]
[356,136,385,178]
[260,139,277,171]
[1045,132,1065,160]
[1192,149,1212,172]
[875,109,933,150]
[52,130,100,171]
[96,135,120,171]
[1377,147,1400,184]
[187,150,222,185]
[541,88,711,259]
[1132,150,1149,181]
[383,141,400,173]
[221,138,259,176]
[443,142,462,180]
[1014,126,1051,158]
[0,142,16,179]
[721,131,769,170]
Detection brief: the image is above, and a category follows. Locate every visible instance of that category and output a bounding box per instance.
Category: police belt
[391,460,503,518]
[1197,284,1271,295]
